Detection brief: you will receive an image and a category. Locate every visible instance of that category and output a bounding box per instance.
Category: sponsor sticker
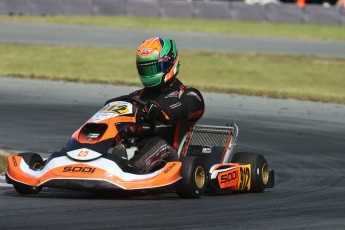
[67,148,102,161]
[93,101,133,122]
[202,147,212,154]
[12,156,18,166]
[63,166,96,174]
[218,168,239,189]
[164,163,176,174]
[87,133,100,139]
[141,48,152,54]
[238,165,251,191]
[93,112,113,123]
[77,150,89,157]
[101,103,129,114]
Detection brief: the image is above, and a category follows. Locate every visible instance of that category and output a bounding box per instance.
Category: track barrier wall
[0,0,344,25]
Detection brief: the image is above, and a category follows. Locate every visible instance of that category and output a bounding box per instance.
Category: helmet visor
[137,61,164,76]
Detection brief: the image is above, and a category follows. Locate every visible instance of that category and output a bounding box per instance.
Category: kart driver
[126,37,205,173]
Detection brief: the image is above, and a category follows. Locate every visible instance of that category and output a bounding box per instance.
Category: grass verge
[0,155,8,173]
[0,15,344,41]
[1,43,345,104]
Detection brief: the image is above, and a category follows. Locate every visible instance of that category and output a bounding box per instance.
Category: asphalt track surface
[1,77,345,229]
[1,21,345,57]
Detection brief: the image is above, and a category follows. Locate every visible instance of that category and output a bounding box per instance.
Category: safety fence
[0,0,344,25]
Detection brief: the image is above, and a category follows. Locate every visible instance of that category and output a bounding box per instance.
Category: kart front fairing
[6,98,183,191]
[6,153,182,191]
[65,100,138,159]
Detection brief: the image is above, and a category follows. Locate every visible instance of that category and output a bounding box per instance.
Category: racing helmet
[136,37,180,88]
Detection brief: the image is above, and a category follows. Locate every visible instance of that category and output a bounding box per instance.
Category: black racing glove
[144,100,161,120]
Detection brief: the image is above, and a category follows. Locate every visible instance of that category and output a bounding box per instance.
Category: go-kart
[5,95,274,198]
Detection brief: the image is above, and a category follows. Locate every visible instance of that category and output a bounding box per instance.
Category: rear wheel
[231,152,269,193]
[12,152,44,194]
[176,156,207,199]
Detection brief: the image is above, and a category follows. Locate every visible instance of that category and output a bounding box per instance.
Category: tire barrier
[0,0,344,25]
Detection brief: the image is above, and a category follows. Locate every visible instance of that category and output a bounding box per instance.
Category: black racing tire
[12,152,44,195]
[176,156,207,199]
[231,152,269,193]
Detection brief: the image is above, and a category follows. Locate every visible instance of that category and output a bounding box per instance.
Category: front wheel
[231,152,270,193]
[12,152,44,195]
[176,156,207,199]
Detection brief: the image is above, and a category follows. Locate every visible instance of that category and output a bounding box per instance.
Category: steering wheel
[104,95,146,107]
[104,95,155,134]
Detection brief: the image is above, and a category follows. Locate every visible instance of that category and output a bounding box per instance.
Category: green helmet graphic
[136,37,179,88]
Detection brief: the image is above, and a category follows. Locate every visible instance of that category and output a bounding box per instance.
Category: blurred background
[0,0,344,25]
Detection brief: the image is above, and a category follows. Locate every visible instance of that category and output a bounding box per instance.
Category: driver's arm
[152,87,205,124]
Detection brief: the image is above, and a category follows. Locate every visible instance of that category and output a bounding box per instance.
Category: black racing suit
[129,78,205,172]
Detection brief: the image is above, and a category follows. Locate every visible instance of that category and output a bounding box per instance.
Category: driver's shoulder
[130,88,145,97]
[181,86,204,102]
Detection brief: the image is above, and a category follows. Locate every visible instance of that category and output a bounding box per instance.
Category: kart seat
[177,124,238,163]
